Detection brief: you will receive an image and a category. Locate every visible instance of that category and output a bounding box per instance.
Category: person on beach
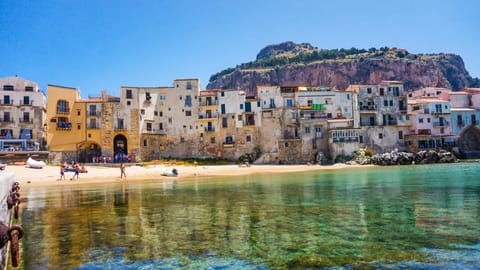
[59,164,65,181]
[120,162,126,179]
[71,163,80,180]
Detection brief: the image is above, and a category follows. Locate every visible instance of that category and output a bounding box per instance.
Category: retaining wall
[0,172,14,270]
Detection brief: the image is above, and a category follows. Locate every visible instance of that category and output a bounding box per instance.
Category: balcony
[433,120,449,127]
[0,100,13,106]
[115,125,127,130]
[87,110,101,117]
[19,118,33,123]
[87,123,100,129]
[204,127,215,132]
[360,121,377,127]
[360,105,377,111]
[223,142,235,148]
[0,118,13,123]
[56,109,70,115]
[142,129,166,135]
[57,122,72,130]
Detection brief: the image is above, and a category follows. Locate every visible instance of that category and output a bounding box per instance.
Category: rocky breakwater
[355,149,458,166]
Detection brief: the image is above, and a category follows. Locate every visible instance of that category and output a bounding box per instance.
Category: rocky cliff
[207,41,478,93]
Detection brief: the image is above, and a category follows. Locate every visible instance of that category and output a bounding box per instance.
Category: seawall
[0,172,14,270]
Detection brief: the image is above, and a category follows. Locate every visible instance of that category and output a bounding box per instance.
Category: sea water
[16,162,480,269]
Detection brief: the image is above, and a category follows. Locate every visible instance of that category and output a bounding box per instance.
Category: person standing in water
[120,162,126,179]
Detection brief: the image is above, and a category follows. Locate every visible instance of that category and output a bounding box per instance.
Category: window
[185,111,191,116]
[389,100,393,106]
[246,135,251,142]
[126,89,132,99]
[23,112,30,122]
[286,99,293,107]
[146,123,152,131]
[57,100,69,113]
[221,92,225,97]
[222,117,227,128]
[398,131,403,139]
[384,100,388,106]
[238,115,242,121]
[240,104,244,110]
[347,94,350,100]
[168,117,172,124]
[144,139,147,146]
[305,126,311,133]
[89,118,97,129]
[221,104,226,114]
[77,123,81,130]
[23,96,30,105]
[379,88,385,96]
[379,133,383,139]
[141,109,145,115]
[185,95,192,107]
[427,118,431,123]
[159,123,163,130]
[20,129,32,139]
[3,112,10,122]
[210,137,215,143]
[25,86,34,92]
[180,137,185,143]
[117,119,124,129]
[127,101,131,106]
[186,82,192,90]
[159,96,166,100]
[419,118,424,123]
[77,110,81,116]
[3,85,13,91]
[367,88,372,94]
[154,111,158,116]
[3,95,11,105]
[159,111,163,117]
[307,100,313,106]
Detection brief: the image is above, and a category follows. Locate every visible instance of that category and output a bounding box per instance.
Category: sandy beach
[1,163,371,188]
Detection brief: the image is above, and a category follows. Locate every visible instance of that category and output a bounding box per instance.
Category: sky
[1,0,479,98]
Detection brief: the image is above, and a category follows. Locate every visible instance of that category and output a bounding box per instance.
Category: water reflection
[18,163,480,269]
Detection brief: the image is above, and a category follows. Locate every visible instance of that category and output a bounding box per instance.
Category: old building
[0,76,46,151]
[346,81,409,153]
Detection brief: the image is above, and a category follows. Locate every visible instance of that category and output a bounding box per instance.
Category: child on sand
[59,165,65,181]
[70,163,80,180]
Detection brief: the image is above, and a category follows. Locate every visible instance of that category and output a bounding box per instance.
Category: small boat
[26,157,46,169]
[161,168,178,177]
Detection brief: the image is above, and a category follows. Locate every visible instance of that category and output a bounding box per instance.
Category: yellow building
[46,85,103,163]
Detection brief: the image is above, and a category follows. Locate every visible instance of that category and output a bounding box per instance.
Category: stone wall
[0,172,14,269]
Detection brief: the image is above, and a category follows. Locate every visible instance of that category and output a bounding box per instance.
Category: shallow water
[15,162,480,269]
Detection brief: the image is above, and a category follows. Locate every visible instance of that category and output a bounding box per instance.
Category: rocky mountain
[207,41,479,93]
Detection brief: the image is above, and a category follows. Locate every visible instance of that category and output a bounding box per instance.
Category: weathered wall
[0,172,14,270]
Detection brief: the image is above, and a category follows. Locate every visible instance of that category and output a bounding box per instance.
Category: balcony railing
[204,127,215,132]
[360,121,377,126]
[57,122,72,130]
[223,142,235,148]
[142,129,166,135]
[199,101,219,106]
[56,109,70,114]
[198,114,219,119]
[19,118,33,123]
[433,120,449,127]
[360,105,377,111]
[333,137,359,143]
[87,124,100,129]
[115,125,127,130]
[87,110,101,117]
[0,100,13,106]
[19,100,33,106]
[0,118,13,123]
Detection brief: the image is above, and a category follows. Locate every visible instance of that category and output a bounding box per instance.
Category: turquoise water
[16,162,480,269]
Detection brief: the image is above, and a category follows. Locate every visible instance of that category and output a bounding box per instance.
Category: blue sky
[1,0,479,98]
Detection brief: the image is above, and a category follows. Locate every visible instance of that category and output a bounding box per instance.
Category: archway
[458,126,480,158]
[78,142,102,163]
[113,134,128,162]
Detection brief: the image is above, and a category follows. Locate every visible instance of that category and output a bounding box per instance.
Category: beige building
[346,81,409,154]
[0,76,46,151]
